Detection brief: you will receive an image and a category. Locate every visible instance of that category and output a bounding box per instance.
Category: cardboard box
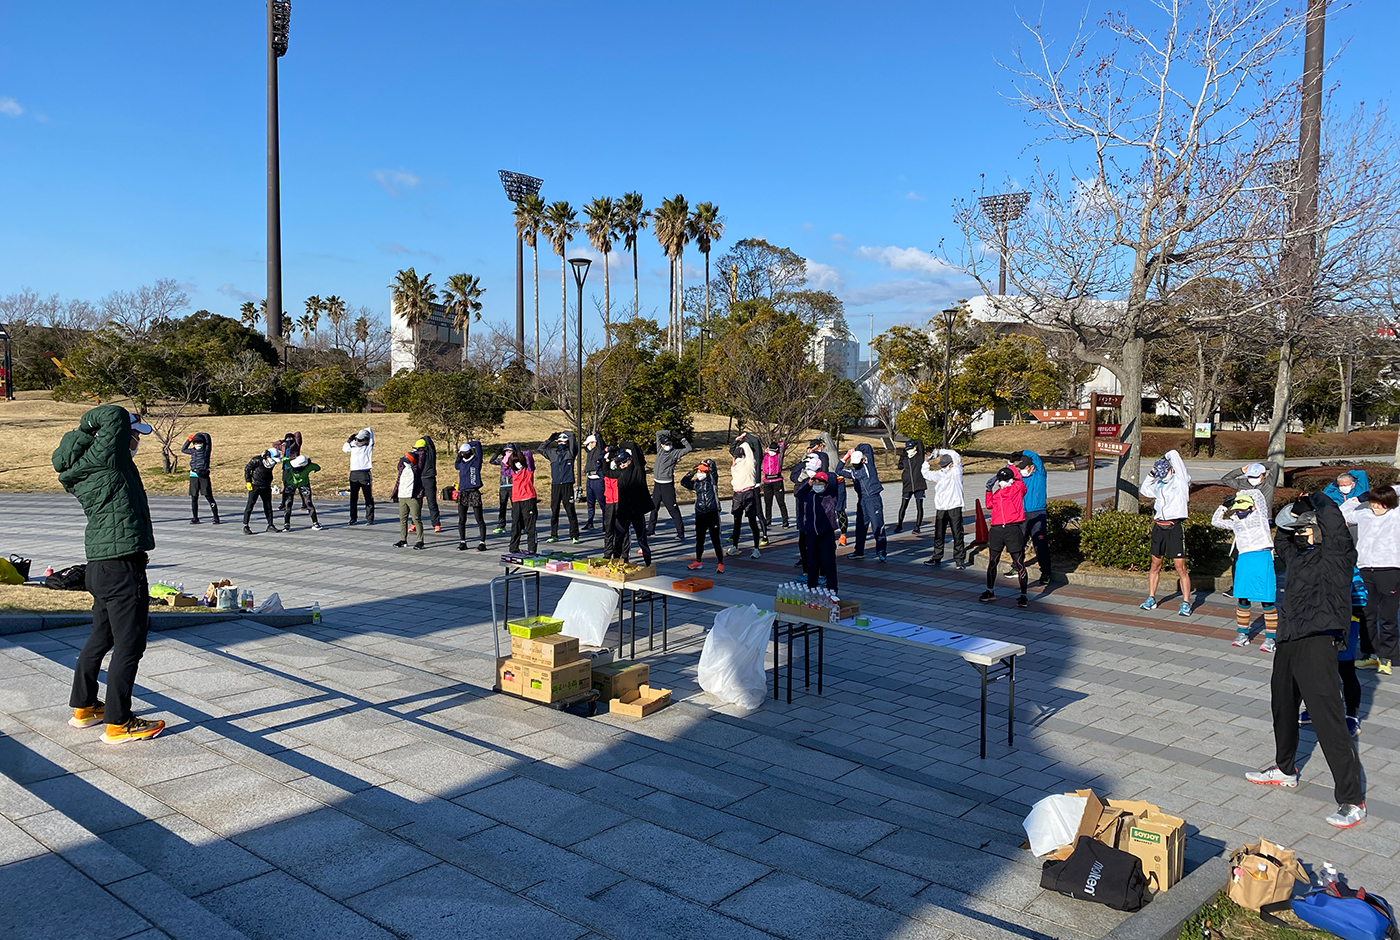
[497,657,592,703]
[611,684,672,719]
[592,661,649,700]
[203,579,233,606]
[511,633,581,668]
[1107,799,1186,890]
[507,615,564,639]
[163,593,201,608]
[774,598,861,623]
[1040,790,1129,861]
[671,578,713,592]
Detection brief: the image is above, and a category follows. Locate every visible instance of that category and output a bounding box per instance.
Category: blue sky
[2,0,1397,352]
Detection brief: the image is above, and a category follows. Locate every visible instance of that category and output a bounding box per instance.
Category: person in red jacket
[507,449,538,554]
[982,464,1029,607]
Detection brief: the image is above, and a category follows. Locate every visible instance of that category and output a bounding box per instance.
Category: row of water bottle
[777,582,841,622]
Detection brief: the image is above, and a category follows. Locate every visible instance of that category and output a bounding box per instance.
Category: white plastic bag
[1022,793,1088,857]
[697,604,774,711]
[254,592,285,614]
[551,581,619,647]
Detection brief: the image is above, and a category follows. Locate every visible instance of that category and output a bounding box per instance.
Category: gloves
[187,435,194,442]
[1221,493,1235,509]
[246,482,253,491]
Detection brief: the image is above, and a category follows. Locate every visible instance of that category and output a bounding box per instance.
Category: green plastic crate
[507,615,565,639]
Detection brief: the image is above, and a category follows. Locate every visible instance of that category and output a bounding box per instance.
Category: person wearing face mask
[455,440,487,552]
[1009,450,1051,584]
[681,459,725,572]
[278,453,322,531]
[1139,450,1194,617]
[1340,485,1400,675]
[1246,497,1366,830]
[600,445,623,557]
[506,448,538,555]
[541,431,581,544]
[488,443,517,534]
[894,440,926,534]
[242,449,279,534]
[647,430,692,541]
[982,465,1030,607]
[391,451,426,550]
[835,442,887,562]
[52,406,165,744]
[795,468,843,592]
[582,435,606,531]
[791,449,824,570]
[1221,461,1279,517]
[760,441,789,537]
[1211,491,1278,651]
[412,436,441,533]
[921,448,966,568]
[606,442,652,565]
[275,431,309,519]
[727,432,763,559]
[1321,470,1369,510]
[342,428,375,525]
[180,431,219,525]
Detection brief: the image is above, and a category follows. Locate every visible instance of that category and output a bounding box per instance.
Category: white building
[389,295,463,374]
[810,322,859,382]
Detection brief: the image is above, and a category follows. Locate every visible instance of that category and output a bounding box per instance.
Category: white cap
[129,412,152,434]
[1244,462,1268,477]
[584,434,597,446]
[459,441,472,452]
[290,455,309,468]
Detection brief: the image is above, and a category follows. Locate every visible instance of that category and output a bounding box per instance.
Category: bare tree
[102,279,190,341]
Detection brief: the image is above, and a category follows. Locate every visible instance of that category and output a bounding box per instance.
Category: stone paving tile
[717,871,955,940]
[575,818,772,905]
[199,870,396,940]
[104,813,275,899]
[0,852,153,940]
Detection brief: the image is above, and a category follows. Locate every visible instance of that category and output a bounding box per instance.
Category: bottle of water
[1318,861,1339,892]
[312,601,322,624]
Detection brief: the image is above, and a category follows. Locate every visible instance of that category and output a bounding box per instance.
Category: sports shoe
[572,538,582,544]
[1326,803,1366,829]
[458,541,468,551]
[492,526,505,534]
[924,558,942,567]
[1260,637,1277,654]
[1140,597,1157,611]
[102,717,165,744]
[1037,574,1052,586]
[547,536,559,543]
[1379,659,1392,676]
[849,552,865,559]
[1232,633,1250,647]
[69,702,104,728]
[243,525,253,535]
[1016,594,1028,609]
[635,548,646,557]
[750,549,762,560]
[978,590,995,603]
[189,518,200,525]
[348,519,361,526]
[793,557,804,568]
[311,523,323,531]
[954,561,968,570]
[726,545,741,556]
[1347,715,1361,736]
[282,525,292,532]
[211,517,222,525]
[409,524,416,533]
[838,534,847,546]
[1299,709,1312,726]
[716,563,725,574]
[476,542,486,552]
[433,525,441,533]
[1178,602,1192,617]
[1356,656,1381,670]
[1245,766,1298,787]
[687,561,703,570]
[413,543,425,551]
[894,524,903,534]
[394,540,407,548]
[264,524,278,533]
[760,538,770,547]
[876,552,887,563]
[1004,570,1021,579]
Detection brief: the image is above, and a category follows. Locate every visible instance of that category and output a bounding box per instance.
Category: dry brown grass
[0,583,94,612]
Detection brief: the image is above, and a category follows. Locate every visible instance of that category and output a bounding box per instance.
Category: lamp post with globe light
[569,258,591,486]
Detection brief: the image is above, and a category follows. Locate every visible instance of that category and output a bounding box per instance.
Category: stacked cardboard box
[497,630,593,703]
[592,661,649,700]
[1037,789,1186,891]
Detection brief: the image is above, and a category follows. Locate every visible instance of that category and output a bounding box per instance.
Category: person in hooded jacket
[761,441,789,534]
[727,432,763,558]
[982,464,1029,607]
[455,440,487,552]
[1212,490,1277,650]
[275,431,310,516]
[1245,496,1366,830]
[794,458,843,592]
[1140,449,1193,617]
[1318,470,1378,665]
[921,448,965,568]
[582,435,606,531]
[793,434,839,567]
[1340,485,1400,674]
[343,428,375,524]
[53,405,165,744]
[606,441,652,565]
[1010,450,1051,584]
[391,451,426,550]
[489,443,516,534]
[242,449,278,534]
[181,431,219,524]
[506,448,538,555]
[279,454,322,531]
[413,436,441,532]
[648,430,693,540]
[894,440,926,534]
[541,431,580,543]
[600,444,623,557]
[681,458,725,572]
[836,442,888,562]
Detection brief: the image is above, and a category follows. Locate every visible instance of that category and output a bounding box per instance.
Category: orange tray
[671,578,714,592]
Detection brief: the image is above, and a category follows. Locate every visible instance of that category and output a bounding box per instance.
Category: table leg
[803,627,810,690]
[662,596,668,652]
[787,625,794,704]
[629,591,637,660]
[772,622,780,700]
[616,593,624,659]
[979,663,988,760]
[1007,656,1016,746]
[648,594,655,653]
[817,626,824,695]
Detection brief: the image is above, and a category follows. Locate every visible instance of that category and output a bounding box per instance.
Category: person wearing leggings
[489,444,516,534]
[606,442,652,566]
[242,452,277,533]
[1340,485,1400,674]
[647,430,691,540]
[981,466,1028,607]
[454,441,487,551]
[681,459,724,572]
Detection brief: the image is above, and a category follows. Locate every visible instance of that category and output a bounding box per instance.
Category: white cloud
[829,233,849,244]
[803,260,845,291]
[177,281,198,295]
[218,283,260,303]
[853,245,958,277]
[0,96,23,117]
[379,242,443,263]
[801,221,815,231]
[905,191,926,202]
[373,168,421,196]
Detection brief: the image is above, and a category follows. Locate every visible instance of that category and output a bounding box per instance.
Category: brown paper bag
[1226,839,1308,910]
[204,580,232,607]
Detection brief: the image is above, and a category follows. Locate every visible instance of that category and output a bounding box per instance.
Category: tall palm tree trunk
[603,250,611,347]
[532,244,540,380]
[677,251,685,356]
[633,249,640,321]
[703,249,711,331]
[666,256,676,352]
[561,257,569,384]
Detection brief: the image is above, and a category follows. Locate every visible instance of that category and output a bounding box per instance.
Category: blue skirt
[1234,549,1276,603]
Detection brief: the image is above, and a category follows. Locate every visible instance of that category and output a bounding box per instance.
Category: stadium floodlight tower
[977,191,1030,296]
[266,0,291,348]
[498,170,544,366]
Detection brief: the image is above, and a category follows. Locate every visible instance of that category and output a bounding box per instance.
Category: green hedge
[1079,510,1228,571]
[1045,500,1083,556]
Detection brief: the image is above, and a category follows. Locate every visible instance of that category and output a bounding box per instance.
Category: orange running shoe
[102,717,166,744]
[69,702,104,728]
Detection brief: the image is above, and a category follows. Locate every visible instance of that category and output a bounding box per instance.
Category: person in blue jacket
[793,454,844,591]
[836,442,888,562]
[1011,450,1051,584]
[1320,469,1369,508]
[454,441,486,552]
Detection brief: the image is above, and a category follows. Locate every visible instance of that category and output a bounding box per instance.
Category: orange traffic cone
[972,499,989,547]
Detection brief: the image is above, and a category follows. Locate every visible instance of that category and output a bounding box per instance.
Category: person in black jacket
[413,436,441,532]
[242,450,278,534]
[1245,496,1366,829]
[541,431,580,543]
[582,435,606,531]
[606,441,652,566]
[181,431,219,524]
[455,440,486,551]
[894,439,926,534]
[681,459,724,572]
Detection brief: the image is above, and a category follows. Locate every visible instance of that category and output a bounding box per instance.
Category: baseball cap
[290,455,309,469]
[1228,493,1256,512]
[938,454,953,467]
[1244,462,1268,477]
[129,412,153,434]
[584,434,597,445]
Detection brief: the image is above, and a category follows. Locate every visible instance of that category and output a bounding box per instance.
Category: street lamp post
[976,192,1030,296]
[940,306,958,447]
[498,170,544,367]
[569,258,591,487]
[0,322,13,401]
[266,0,290,349]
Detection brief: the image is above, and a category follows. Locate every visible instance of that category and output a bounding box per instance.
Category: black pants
[349,471,374,523]
[585,478,604,525]
[189,476,218,522]
[422,475,440,528]
[509,497,537,554]
[801,531,839,592]
[1023,510,1051,579]
[457,490,486,544]
[614,509,650,565]
[243,487,273,527]
[795,496,809,565]
[1340,660,1360,718]
[694,509,723,562]
[986,523,1027,593]
[929,508,965,563]
[1271,634,1363,805]
[897,493,924,530]
[1360,567,1400,660]
[648,482,684,538]
[496,485,512,528]
[71,554,149,727]
[762,481,789,528]
[550,483,579,539]
[731,489,761,547]
[281,486,318,526]
[602,502,619,556]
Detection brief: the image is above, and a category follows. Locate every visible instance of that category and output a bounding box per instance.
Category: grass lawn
[1178,894,1327,940]
[0,584,229,614]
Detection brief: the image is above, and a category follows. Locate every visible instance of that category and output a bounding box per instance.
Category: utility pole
[977,192,1030,296]
[266,1,290,349]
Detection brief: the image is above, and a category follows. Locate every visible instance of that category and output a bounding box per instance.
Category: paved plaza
[2,488,1398,940]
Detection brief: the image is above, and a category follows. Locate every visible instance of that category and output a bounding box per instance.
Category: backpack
[8,555,32,581]
[1040,836,1148,912]
[1294,888,1400,940]
[44,564,87,591]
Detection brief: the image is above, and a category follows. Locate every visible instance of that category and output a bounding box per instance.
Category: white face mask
[696,471,708,480]
[661,444,672,452]
[1019,466,1032,478]
[1339,484,1354,494]
[1247,475,1264,487]
[812,484,827,494]
[130,439,141,457]
[192,443,204,450]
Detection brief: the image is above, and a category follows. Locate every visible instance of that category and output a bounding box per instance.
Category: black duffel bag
[1041,836,1148,911]
[44,564,87,591]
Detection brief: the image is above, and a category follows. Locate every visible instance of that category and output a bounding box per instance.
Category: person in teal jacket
[51,404,165,744]
[1011,450,1051,584]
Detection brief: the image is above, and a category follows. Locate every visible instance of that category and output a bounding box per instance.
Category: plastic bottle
[312,601,322,624]
[1318,861,1339,891]
[1251,862,1270,881]
[241,589,253,610]
[44,566,54,578]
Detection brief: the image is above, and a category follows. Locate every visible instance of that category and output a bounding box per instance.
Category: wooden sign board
[1095,394,1124,407]
[1095,424,1121,437]
[1094,440,1131,456]
[1030,409,1089,423]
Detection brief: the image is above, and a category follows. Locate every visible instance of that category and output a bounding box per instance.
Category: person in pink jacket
[760,441,788,535]
[982,464,1029,607]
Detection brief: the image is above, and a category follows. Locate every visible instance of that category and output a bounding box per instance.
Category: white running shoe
[1245,766,1298,788]
[1232,633,1250,647]
[1260,637,1277,653]
[1326,803,1366,828]
[750,549,761,560]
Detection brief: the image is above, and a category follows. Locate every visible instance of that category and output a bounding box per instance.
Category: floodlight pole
[940,307,958,447]
[266,1,289,350]
[0,323,13,400]
[977,192,1030,296]
[570,258,591,487]
[498,170,544,368]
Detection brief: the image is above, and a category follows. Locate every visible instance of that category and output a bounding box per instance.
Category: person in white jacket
[921,449,966,568]
[1340,485,1400,674]
[1140,449,1193,616]
[343,427,375,525]
[1212,490,1279,651]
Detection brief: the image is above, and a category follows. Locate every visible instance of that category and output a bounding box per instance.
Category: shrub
[1285,464,1400,492]
[1045,499,1083,556]
[1080,510,1228,571]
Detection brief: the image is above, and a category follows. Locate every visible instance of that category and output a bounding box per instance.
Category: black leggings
[694,510,722,562]
[762,481,788,527]
[897,493,924,529]
[509,497,537,554]
[1340,659,1360,718]
[986,524,1027,592]
[648,482,684,537]
[457,491,486,543]
[802,531,838,592]
[71,555,149,727]
[422,476,440,528]
[189,476,218,521]
[613,509,650,564]
[1360,567,1400,660]
[496,485,512,527]
[1272,634,1363,805]
[243,487,273,527]
[551,483,579,539]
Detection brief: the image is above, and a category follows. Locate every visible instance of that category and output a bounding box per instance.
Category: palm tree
[617,192,649,320]
[304,295,323,336]
[544,200,579,365]
[295,313,315,345]
[388,267,438,365]
[688,203,725,337]
[515,193,546,372]
[442,273,486,366]
[653,195,689,354]
[323,295,347,349]
[584,197,618,345]
[353,314,371,369]
[239,301,260,329]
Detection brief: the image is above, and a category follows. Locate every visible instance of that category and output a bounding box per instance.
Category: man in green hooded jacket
[51,404,165,744]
